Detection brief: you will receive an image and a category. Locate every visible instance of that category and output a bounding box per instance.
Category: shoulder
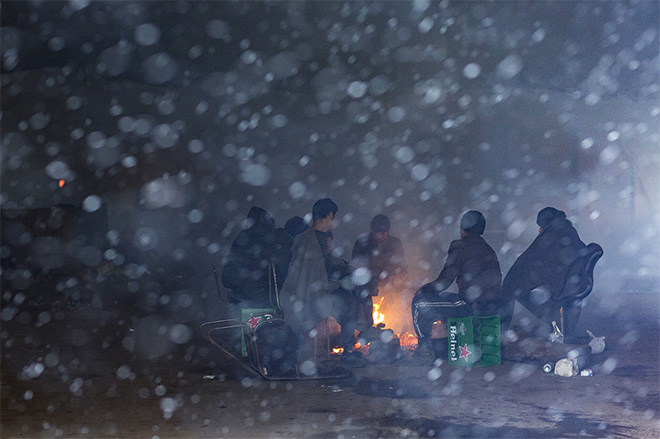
[388,235,403,247]
[293,228,314,247]
[448,239,464,252]
[355,233,371,245]
[476,235,496,251]
[232,230,250,247]
[353,234,372,250]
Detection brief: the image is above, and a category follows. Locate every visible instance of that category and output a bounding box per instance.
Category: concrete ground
[1,282,659,439]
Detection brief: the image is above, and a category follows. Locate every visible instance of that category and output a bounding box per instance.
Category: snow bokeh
[0,0,659,436]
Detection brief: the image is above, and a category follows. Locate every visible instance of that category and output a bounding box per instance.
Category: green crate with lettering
[447,315,501,367]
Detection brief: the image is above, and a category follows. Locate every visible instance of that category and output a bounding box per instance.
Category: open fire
[373,297,417,346]
[332,296,418,354]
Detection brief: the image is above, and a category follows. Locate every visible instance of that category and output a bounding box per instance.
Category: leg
[474,299,515,336]
[516,286,557,327]
[363,296,374,327]
[355,296,374,332]
[411,290,469,340]
[328,289,359,351]
[560,298,583,336]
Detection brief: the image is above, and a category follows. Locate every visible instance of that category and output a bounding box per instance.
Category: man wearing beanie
[500,207,588,334]
[411,210,503,360]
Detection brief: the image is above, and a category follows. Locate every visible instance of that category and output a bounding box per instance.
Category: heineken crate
[240,308,277,357]
[447,315,501,367]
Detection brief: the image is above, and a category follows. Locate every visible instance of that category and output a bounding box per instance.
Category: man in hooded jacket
[501,207,588,331]
[221,206,283,309]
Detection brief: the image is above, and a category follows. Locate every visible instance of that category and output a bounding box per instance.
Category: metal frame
[200,317,349,381]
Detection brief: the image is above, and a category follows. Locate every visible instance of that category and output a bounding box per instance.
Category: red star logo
[246,315,261,329]
[459,344,472,361]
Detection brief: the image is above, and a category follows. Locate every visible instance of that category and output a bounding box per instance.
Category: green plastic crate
[240,308,277,357]
[447,315,501,367]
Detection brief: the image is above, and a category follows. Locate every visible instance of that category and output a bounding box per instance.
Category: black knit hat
[536,207,560,229]
[284,216,308,237]
[370,214,391,233]
[460,210,486,235]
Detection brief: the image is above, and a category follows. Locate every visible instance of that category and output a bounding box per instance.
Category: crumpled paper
[554,357,579,377]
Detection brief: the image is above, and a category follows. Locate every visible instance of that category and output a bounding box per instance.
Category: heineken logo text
[450,323,458,361]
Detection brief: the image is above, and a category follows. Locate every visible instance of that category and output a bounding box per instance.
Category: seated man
[272,216,309,290]
[411,211,503,358]
[221,206,282,311]
[501,207,600,335]
[351,214,407,334]
[280,198,362,368]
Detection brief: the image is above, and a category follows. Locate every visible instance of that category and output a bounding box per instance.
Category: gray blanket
[280,228,340,337]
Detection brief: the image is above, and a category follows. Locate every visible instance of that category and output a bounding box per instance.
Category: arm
[431,240,461,292]
[391,238,408,278]
[221,237,247,290]
[351,235,370,261]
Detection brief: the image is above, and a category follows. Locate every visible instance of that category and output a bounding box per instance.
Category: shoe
[413,339,436,362]
[431,338,448,359]
[341,350,366,368]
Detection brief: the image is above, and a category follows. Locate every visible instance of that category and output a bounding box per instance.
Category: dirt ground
[1,281,659,439]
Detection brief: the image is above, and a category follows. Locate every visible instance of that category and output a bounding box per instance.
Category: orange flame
[331,294,420,353]
[373,296,419,346]
[58,180,65,188]
[373,297,385,325]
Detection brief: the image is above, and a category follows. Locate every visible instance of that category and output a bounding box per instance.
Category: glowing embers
[398,332,418,347]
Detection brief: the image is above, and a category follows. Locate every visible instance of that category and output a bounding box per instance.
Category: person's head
[536,207,561,233]
[312,198,338,231]
[284,216,308,238]
[460,210,486,237]
[245,206,275,233]
[370,214,391,244]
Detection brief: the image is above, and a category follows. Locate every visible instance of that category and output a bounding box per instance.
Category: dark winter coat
[221,207,283,305]
[351,233,407,289]
[501,210,587,301]
[271,228,294,290]
[429,233,502,303]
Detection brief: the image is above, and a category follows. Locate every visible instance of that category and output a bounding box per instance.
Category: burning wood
[372,296,418,347]
[328,295,419,355]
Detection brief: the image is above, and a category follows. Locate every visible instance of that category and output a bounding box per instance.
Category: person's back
[502,207,586,302]
[446,233,502,303]
[271,216,308,290]
[221,206,277,306]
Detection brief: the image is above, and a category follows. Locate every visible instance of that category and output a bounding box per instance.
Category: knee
[412,290,429,305]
